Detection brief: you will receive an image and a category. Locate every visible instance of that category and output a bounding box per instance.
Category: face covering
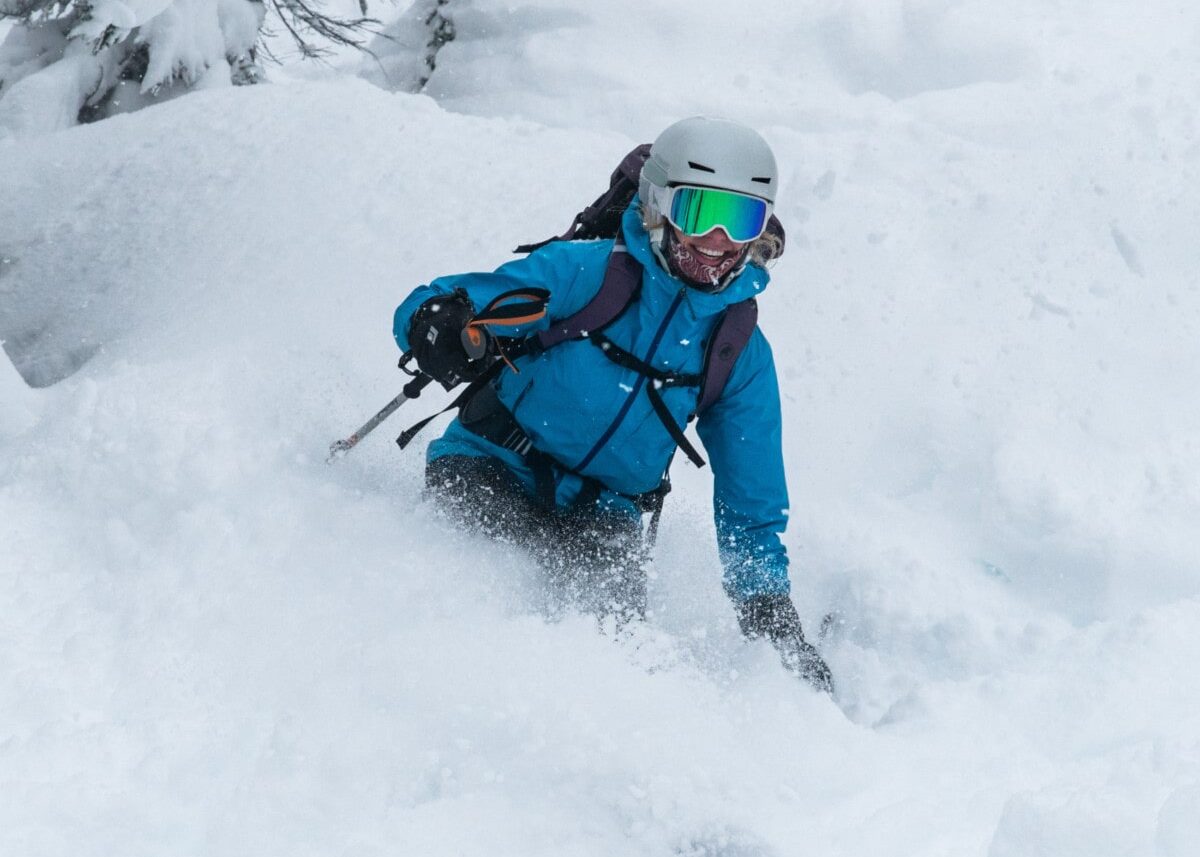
[663,229,747,293]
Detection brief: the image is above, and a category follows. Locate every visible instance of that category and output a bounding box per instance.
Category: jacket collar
[621,200,771,318]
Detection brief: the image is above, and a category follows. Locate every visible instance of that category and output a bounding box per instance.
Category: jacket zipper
[574,288,686,472]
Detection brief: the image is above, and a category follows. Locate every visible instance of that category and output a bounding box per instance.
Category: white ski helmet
[639,116,779,227]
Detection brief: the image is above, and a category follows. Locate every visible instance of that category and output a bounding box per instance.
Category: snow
[3,1,1200,855]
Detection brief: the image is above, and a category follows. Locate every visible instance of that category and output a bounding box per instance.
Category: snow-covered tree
[0,0,379,135]
[361,0,453,93]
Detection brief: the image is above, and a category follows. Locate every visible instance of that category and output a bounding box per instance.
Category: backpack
[514,144,655,253]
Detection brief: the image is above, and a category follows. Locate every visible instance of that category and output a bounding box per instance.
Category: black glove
[736,594,834,694]
[407,289,493,389]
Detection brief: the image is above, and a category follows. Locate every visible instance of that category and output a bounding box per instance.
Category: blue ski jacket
[393,203,791,601]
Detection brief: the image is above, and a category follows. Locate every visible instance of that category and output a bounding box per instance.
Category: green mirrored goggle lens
[668,185,770,243]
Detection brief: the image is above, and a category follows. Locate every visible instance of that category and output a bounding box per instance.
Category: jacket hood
[621,199,771,318]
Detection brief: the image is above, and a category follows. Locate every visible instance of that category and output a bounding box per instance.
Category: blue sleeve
[393,242,609,352]
[694,330,792,602]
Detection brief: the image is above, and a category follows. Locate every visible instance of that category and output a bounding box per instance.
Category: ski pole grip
[402,373,434,398]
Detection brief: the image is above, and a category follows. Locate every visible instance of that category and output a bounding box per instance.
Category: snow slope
[3,2,1200,855]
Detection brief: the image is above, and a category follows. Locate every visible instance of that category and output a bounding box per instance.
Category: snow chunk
[0,345,38,436]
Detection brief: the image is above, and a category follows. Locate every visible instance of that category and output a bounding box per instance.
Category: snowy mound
[3,2,1200,854]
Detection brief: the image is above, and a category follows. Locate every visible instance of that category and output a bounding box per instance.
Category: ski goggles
[655,184,772,243]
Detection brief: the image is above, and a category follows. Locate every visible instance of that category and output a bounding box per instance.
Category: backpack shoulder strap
[696,298,759,415]
[532,248,758,416]
[534,242,642,351]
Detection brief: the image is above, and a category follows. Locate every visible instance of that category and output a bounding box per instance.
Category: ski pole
[327,371,433,463]
[328,290,549,464]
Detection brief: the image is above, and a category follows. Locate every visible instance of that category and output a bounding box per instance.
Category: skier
[393,117,833,692]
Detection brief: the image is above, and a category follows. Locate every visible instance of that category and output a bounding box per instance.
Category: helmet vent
[687,161,716,173]
[751,176,772,184]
